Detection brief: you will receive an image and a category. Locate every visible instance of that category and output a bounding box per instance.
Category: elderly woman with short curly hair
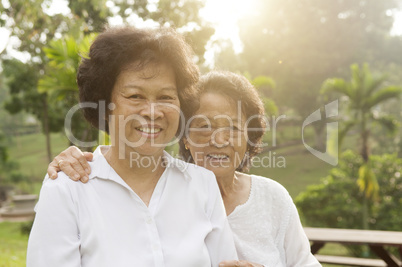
[27,26,238,267]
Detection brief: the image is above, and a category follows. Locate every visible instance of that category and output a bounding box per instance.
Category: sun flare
[201,0,261,52]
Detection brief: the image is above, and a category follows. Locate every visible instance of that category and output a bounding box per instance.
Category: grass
[250,144,332,198]
[8,132,70,181]
[0,222,29,267]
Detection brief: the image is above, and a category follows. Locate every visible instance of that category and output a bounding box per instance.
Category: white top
[228,175,321,267]
[27,146,238,267]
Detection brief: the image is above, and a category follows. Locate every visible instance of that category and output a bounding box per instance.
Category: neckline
[227,175,254,218]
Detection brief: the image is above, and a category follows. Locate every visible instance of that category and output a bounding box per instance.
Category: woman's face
[108,62,180,158]
[184,92,248,178]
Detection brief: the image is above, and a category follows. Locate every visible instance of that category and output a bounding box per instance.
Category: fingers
[83,152,94,162]
[219,260,243,267]
[58,158,83,182]
[219,260,262,267]
[68,146,93,183]
[47,158,61,179]
[50,146,94,183]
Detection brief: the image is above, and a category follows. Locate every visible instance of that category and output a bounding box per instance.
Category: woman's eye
[159,95,175,100]
[129,94,143,99]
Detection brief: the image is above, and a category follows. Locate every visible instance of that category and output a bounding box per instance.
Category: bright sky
[0,0,402,63]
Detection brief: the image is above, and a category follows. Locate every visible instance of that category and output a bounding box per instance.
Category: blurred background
[0,0,401,266]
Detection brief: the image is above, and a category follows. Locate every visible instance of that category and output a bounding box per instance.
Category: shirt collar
[88,146,191,181]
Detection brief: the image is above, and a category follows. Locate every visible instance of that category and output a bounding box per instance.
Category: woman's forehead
[190,114,243,125]
[194,92,246,119]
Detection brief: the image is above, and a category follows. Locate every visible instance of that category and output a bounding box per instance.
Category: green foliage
[2,59,65,134]
[296,150,402,256]
[38,33,97,99]
[296,150,402,231]
[38,33,101,150]
[0,131,30,193]
[322,63,402,162]
[250,75,278,116]
[357,164,379,200]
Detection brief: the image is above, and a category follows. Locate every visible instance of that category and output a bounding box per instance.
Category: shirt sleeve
[204,172,238,267]
[283,201,322,267]
[27,175,81,267]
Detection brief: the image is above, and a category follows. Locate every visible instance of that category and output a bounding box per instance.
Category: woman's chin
[204,163,235,178]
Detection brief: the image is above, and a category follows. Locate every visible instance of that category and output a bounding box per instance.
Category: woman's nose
[210,129,230,148]
[139,102,164,120]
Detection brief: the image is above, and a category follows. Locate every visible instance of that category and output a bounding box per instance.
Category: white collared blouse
[27,146,238,267]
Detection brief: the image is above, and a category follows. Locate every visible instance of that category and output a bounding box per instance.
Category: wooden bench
[315,255,387,267]
[304,227,402,267]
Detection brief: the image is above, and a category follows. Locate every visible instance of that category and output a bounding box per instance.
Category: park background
[0,0,401,266]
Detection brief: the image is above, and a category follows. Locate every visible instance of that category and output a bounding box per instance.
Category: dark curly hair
[77,26,199,133]
[179,71,266,172]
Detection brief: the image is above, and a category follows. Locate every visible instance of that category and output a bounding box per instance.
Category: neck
[216,171,238,199]
[217,171,251,216]
[105,146,165,181]
[104,146,166,206]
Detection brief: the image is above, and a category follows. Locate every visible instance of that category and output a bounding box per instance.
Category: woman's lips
[206,153,230,162]
[136,126,162,138]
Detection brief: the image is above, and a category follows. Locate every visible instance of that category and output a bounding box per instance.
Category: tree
[2,59,62,162]
[1,0,214,159]
[224,0,402,146]
[321,63,402,162]
[295,150,402,256]
[249,74,278,116]
[38,34,99,150]
[114,0,214,62]
[321,63,402,229]
[0,0,81,162]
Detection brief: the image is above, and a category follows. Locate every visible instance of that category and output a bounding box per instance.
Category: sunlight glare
[42,0,70,16]
[391,11,402,36]
[201,0,260,53]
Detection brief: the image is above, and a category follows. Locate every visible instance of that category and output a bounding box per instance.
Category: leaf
[374,115,399,134]
[263,97,278,116]
[337,120,357,148]
[365,86,402,109]
[357,164,379,201]
[321,78,351,98]
[252,76,276,89]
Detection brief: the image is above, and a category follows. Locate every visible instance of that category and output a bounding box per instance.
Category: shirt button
[146,217,153,224]
[152,244,158,251]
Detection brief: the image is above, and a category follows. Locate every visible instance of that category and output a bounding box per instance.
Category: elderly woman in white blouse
[27,27,237,267]
[47,71,321,267]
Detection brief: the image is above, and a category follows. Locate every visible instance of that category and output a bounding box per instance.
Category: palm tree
[321,63,402,230]
[38,34,102,150]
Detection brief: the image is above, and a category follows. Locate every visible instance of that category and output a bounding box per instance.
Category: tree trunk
[42,97,52,163]
[313,122,326,151]
[361,192,370,257]
[361,129,369,162]
[360,113,370,162]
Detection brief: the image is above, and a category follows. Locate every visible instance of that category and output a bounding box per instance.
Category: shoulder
[42,172,79,189]
[249,174,294,214]
[251,174,291,198]
[35,173,83,213]
[40,172,84,199]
